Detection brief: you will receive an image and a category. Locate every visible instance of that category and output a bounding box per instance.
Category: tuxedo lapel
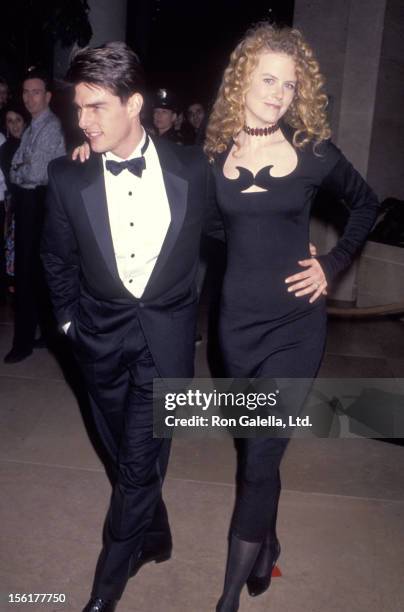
[143,139,188,295]
[80,154,121,282]
[78,139,189,298]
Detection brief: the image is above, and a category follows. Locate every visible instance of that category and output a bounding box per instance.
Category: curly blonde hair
[204,23,331,160]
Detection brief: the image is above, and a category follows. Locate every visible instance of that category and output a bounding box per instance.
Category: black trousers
[12,185,48,351]
[69,312,172,601]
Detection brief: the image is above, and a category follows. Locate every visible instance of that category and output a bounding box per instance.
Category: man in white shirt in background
[4,68,65,363]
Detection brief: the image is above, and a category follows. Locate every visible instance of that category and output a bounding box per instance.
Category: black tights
[231,437,289,541]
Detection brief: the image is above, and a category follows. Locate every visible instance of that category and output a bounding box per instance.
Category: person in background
[152,88,183,144]
[187,101,206,145]
[0,77,10,135]
[0,132,6,299]
[4,68,65,363]
[174,108,195,145]
[0,101,30,299]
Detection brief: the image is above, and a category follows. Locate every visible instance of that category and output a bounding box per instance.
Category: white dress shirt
[102,130,171,298]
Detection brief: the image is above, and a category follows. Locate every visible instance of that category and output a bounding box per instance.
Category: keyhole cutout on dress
[223,139,299,194]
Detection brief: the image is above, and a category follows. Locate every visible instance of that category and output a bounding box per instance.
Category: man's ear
[171,112,177,125]
[46,91,52,105]
[127,92,143,118]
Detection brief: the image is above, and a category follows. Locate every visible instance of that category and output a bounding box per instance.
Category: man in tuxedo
[41,42,208,612]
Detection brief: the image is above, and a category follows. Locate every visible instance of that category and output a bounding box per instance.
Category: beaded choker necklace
[243,123,279,136]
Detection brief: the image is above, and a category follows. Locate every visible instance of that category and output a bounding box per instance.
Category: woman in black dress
[204,23,379,611]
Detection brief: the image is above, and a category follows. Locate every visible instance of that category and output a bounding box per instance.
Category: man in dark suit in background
[41,42,208,612]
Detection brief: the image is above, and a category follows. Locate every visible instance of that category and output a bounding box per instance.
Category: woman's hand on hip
[285,258,327,303]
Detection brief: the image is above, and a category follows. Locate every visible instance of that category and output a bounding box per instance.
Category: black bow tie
[105,156,146,177]
[105,133,149,177]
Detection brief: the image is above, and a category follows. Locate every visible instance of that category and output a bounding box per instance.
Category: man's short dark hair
[65,41,145,102]
[23,67,53,92]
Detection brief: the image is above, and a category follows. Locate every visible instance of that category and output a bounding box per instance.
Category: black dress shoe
[129,546,172,578]
[4,347,33,364]
[82,597,117,612]
[246,537,281,597]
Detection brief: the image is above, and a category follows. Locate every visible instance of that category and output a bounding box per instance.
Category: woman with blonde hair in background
[205,23,379,611]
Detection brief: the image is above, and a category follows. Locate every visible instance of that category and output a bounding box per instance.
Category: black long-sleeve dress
[211,130,379,379]
[210,127,380,541]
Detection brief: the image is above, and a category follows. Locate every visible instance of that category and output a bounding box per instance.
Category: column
[294,0,387,302]
[87,0,128,46]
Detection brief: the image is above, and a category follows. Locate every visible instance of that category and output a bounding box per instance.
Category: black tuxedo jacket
[41,138,210,378]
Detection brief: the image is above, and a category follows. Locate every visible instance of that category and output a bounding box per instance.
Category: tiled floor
[1,298,404,612]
